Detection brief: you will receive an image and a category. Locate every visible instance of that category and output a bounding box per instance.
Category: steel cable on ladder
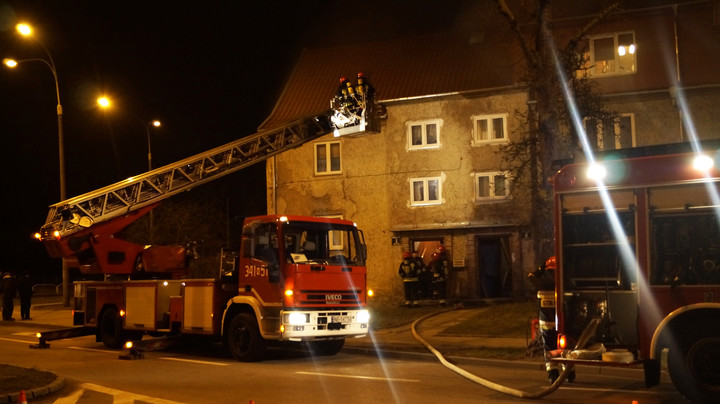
[411,308,600,399]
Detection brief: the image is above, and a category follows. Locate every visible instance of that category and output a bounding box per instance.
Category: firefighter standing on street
[18,271,32,320]
[1,272,17,321]
[412,251,431,300]
[398,252,419,306]
[430,245,450,305]
[528,256,574,383]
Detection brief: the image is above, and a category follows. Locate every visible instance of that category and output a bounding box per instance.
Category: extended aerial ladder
[36,80,382,275]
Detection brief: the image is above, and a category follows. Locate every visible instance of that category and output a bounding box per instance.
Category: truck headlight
[286,312,310,325]
[357,310,370,323]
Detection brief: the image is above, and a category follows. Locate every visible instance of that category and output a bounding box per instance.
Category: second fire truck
[550,143,720,402]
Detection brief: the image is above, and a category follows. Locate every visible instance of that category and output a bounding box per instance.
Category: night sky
[0,0,478,279]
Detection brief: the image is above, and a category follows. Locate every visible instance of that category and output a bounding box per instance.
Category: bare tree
[494,0,621,260]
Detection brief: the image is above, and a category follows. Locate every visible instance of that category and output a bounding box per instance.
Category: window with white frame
[407,119,441,150]
[474,172,511,201]
[584,114,635,151]
[580,32,636,77]
[472,114,508,145]
[315,141,341,175]
[410,177,442,206]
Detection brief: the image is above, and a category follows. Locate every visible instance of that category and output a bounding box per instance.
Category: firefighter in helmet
[333,76,349,109]
[398,252,420,306]
[355,72,375,100]
[429,245,450,305]
[529,256,563,383]
[529,257,557,380]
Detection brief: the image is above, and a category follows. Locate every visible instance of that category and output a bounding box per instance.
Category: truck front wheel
[100,308,124,349]
[668,330,720,403]
[227,313,265,362]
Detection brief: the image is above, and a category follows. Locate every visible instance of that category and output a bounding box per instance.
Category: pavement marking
[559,386,668,395]
[55,383,185,404]
[52,386,85,404]
[69,346,119,354]
[296,371,420,383]
[159,357,229,366]
[12,331,39,337]
[0,336,35,344]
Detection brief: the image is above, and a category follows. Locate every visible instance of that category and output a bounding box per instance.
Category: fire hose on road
[411,309,600,399]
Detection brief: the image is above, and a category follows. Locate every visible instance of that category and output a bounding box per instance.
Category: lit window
[472,114,508,145]
[410,177,442,206]
[579,32,636,77]
[584,114,635,151]
[407,120,441,150]
[315,141,341,175]
[474,172,511,201]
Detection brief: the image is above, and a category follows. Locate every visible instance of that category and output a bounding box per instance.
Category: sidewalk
[343,305,541,368]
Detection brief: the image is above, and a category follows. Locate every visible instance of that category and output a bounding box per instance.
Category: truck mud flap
[30,327,95,349]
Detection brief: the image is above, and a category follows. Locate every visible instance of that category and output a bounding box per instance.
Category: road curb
[1,375,65,404]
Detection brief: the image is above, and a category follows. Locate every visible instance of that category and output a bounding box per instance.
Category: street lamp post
[97,96,161,242]
[5,23,70,306]
[146,120,161,171]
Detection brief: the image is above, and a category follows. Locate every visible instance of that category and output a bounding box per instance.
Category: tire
[226,313,265,362]
[307,339,345,356]
[668,332,720,403]
[100,308,124,349]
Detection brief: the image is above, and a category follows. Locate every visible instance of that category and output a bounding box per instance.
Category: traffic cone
[18,390,27,404]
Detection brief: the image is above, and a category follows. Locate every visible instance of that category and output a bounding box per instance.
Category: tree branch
[496,0,537,70]
[564,2,623,55]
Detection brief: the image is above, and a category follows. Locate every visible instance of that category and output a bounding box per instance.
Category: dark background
[0,0,480,281]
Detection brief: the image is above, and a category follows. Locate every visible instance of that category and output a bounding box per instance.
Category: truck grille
[300,289,361,305]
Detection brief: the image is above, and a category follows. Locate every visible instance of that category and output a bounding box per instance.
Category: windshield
[282,221,365,266]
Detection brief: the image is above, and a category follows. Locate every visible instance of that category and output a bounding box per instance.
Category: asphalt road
[0,319,685,404]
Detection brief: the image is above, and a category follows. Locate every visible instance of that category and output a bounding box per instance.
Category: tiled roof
[259,31,520,130]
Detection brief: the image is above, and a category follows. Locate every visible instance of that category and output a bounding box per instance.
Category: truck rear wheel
[227,313,265,362]
[307,339,345,356]
[668,330,720,403]
[100,308,124,349]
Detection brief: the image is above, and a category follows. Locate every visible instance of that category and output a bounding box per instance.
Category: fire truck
[34,78,381,361]
[551,143,720,402]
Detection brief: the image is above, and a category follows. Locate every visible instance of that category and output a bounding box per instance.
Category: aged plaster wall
[267,89,539,304]
[266,82,720,304]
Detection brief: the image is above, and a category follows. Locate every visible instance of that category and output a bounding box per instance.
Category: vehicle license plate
[331,315,352,324]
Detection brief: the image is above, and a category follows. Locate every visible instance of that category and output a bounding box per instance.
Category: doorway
[476,237,511,297]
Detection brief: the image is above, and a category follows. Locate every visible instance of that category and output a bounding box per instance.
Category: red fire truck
[551,145,720,402]
[35,80,381,361]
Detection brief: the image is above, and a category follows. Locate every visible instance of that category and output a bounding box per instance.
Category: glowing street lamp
[97,96,161,243]
[6,23,66,201]
[96,96,161,170]
[6,22,70,306]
